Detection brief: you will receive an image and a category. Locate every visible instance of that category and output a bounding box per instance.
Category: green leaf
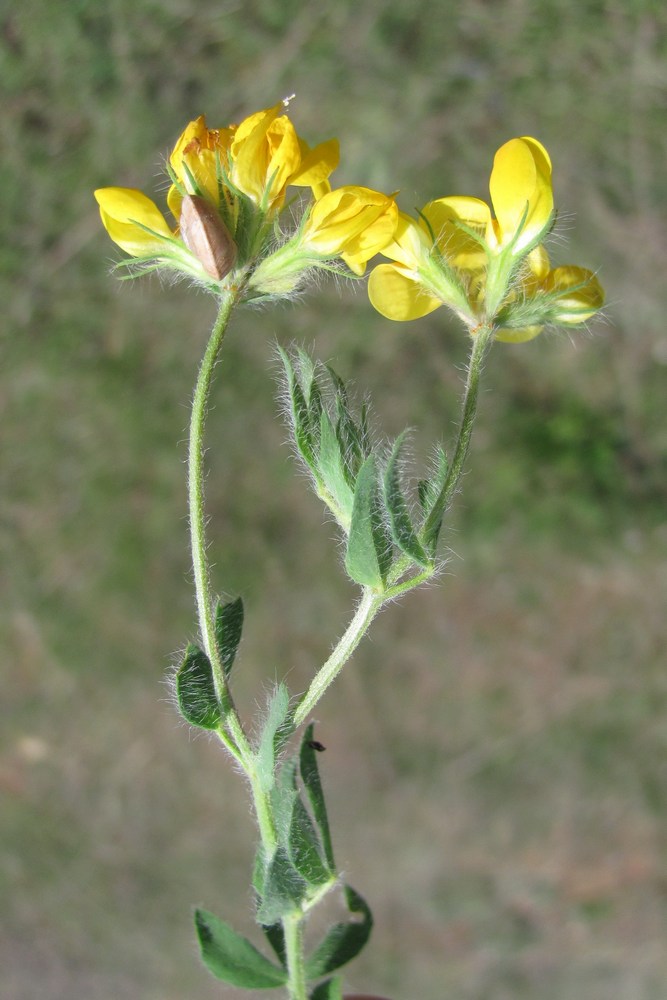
[288,795,333,887]
[176,644,221,730]
[345,456,392,589]
[305,885,373,979]
[300,725,335,870]
[261,921,287,969]
[294,347,317,407]
[195,909,287,988]
[256,683,292,792]
[318,408,354,523]
[214,597,244,678]
[310,977,343,1000]
[279,346,316,467]
[256,848,308,925]
[419,445,449,551]
[384,434,431,568]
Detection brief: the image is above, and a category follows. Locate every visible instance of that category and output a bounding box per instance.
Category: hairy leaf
[305,885,373,978]
[214,597,244,677]
[176,644,221,730]
[195,909,287,988]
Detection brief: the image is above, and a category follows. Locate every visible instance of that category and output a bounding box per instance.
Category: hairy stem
[420,322,494,547]
[293,587,383,729]
[188,293,239,713]
[283,914,308,1000]
[188,293,278,850]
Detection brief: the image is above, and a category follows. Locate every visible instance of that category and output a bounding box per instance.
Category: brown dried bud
[179,194,236,280]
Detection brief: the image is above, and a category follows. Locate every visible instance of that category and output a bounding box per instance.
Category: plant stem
[283,914,308,1000]
[188,293,279,850]
[188,293,239,715]
[293,587,383,728]
[420,322,494,546]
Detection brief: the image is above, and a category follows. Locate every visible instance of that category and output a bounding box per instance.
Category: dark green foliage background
[2,2,666,998]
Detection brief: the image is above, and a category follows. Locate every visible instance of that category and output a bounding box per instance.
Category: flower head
[94,101,340,295]
[368,137,602,339]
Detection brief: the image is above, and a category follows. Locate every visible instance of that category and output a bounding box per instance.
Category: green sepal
[214,597,244,678]
[176,644,223,730]
[345,456,392,589]
[305,885,373,979]
[256,683,293,792]
[384,434,431,568]
[310,977,343,1000]
[300,724,335,870]
[256,847,308,925]
[194,908,288,988]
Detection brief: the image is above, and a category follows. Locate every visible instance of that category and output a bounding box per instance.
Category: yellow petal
[546,266,604,323]
[231,105,297,205]
[368,263,442,321]
[489,137,553,251]
[379,212,432,267]
[290,138,340,188]
[94,188,173,255]
[303,186,397,260]
[494,324,544,343]
[421,197,490,269]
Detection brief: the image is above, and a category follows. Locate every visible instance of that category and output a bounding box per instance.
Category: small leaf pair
[175,596,244,729]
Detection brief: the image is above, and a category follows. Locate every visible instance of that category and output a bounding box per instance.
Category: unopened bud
[179,195,236,280]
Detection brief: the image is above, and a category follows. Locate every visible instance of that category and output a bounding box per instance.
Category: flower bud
[179,195,237,280]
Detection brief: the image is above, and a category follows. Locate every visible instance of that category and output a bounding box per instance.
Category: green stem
[188,293,278,850]
[188,293,239,714]
[420,322,494,547]
[283,914,308,1000]
[293,587,383,729]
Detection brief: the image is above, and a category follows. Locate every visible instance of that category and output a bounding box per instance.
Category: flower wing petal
[368,263,442,321]
[94,188,173,255]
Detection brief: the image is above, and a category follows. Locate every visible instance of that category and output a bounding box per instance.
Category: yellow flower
[443,137,554,256]
[229,103,339,209]
[368,137,586,336]
[494,247,605,342]
[94,101,340,290]
[301,186,399,274]
[94,187,175,256]
[367,208,475,322]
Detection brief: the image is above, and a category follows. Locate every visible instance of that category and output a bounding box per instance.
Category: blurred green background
[2,1,667,998]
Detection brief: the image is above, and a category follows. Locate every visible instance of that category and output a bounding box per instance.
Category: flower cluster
[368,137,603,340]
[94,99,397,301]
[95,104,603,337]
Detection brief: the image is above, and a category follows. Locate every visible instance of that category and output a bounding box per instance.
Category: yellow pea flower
[247,186,398,297]
[301,186,399,274]
[94,187,175,256]
[228,103,339,209]
[367,208,476,322]
[94,101,341,292]
[494,247,605,342]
